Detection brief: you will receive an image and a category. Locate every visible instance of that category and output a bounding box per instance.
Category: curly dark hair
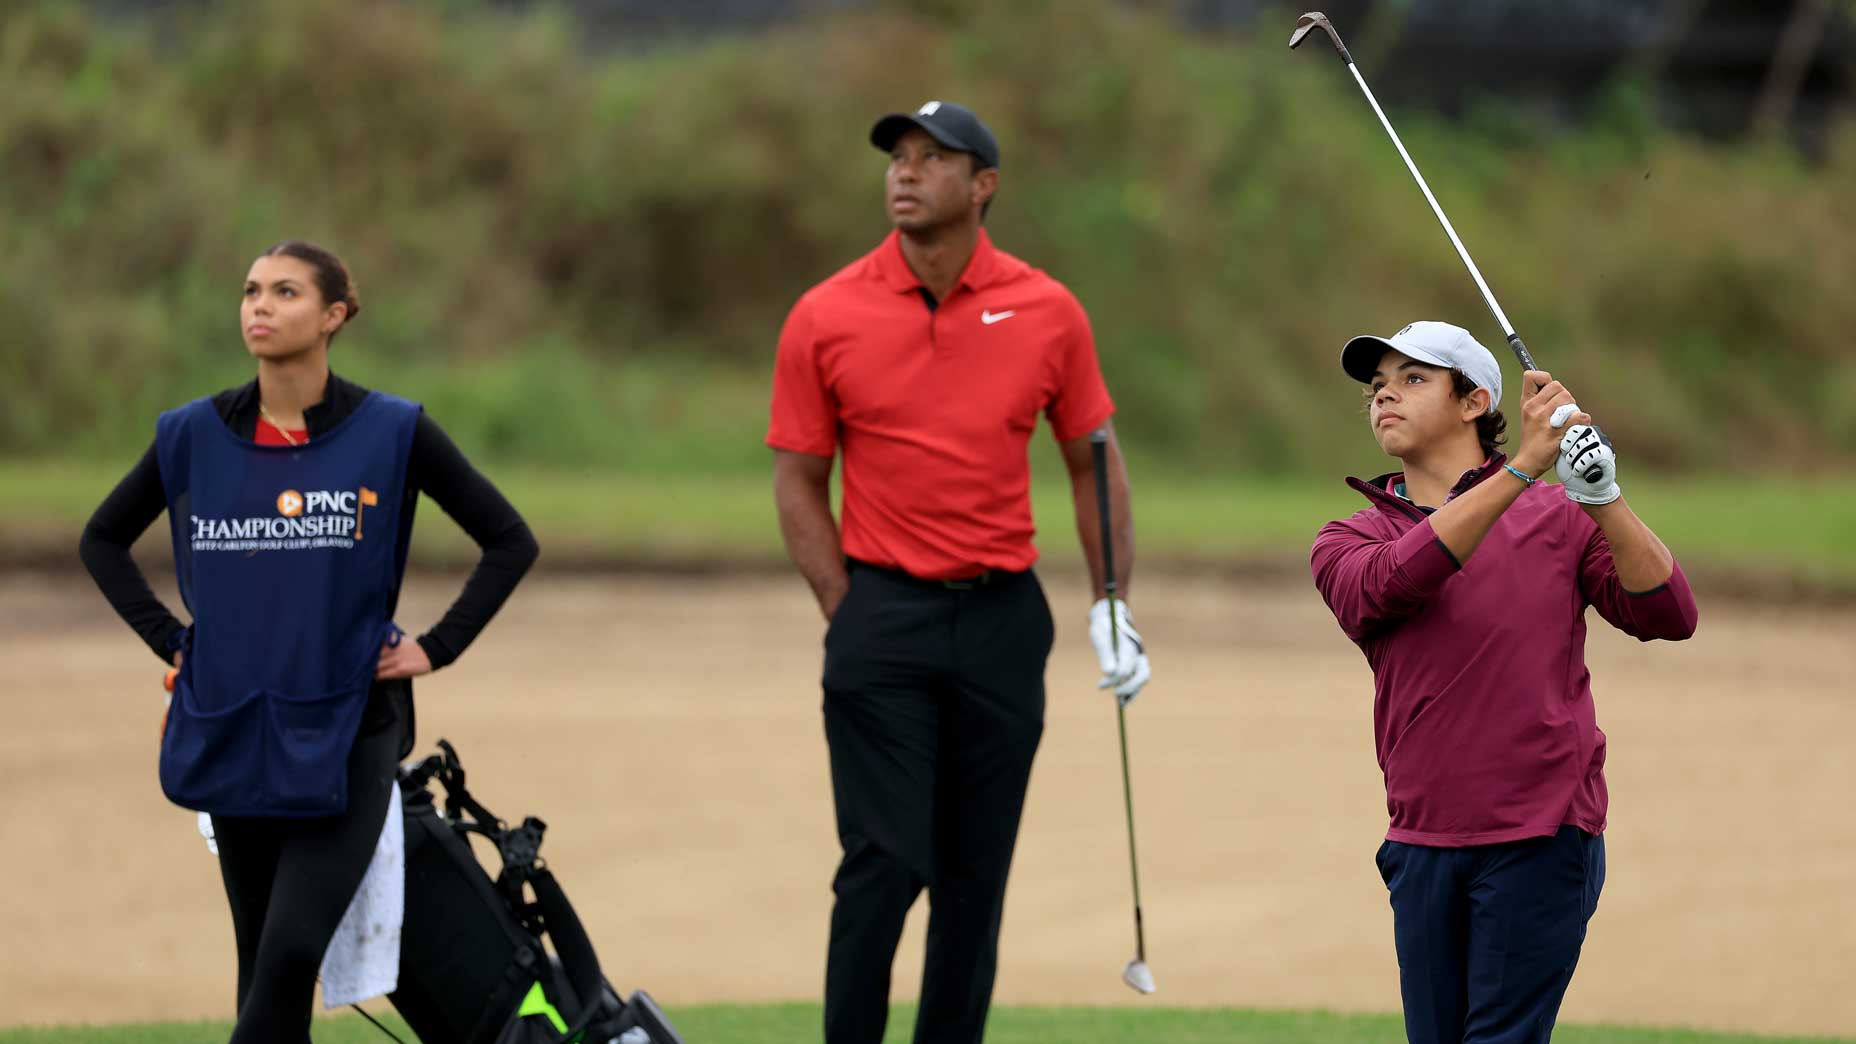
[1450,368,1507,458]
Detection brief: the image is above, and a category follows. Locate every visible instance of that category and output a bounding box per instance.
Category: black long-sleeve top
[79,374,539,737]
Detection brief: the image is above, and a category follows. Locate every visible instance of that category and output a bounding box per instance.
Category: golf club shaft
[1340,63,1538,372]
[1090,429,1147,962]
[1116,698,1145,960]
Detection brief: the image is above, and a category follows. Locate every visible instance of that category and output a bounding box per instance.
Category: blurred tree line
[3,0,1853,475]
[85,0,1856,146]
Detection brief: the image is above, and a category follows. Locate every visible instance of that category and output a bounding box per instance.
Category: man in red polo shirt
[768,100,1152,1043]
[1311,321,1699,1043]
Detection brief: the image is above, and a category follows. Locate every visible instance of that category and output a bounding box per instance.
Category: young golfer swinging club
[1309,321,1699,1044]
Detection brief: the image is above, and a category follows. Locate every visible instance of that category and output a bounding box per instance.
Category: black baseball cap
[870,101,1001,170]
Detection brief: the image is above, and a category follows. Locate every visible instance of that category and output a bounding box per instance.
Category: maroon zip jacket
[1310,455,1699,846]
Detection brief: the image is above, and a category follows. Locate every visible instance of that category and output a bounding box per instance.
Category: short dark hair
[970,153,995,221]
[259,240,361,340]
[1450,368,1507,458]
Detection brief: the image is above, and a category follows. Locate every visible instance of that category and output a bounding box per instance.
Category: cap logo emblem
[918,101,942,116]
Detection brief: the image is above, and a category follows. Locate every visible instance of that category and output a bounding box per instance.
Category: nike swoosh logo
[980,310,1016,325]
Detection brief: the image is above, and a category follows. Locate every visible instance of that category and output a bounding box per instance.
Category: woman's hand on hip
[376,639,433,680]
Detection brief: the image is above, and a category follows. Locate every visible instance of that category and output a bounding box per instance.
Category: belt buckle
[940,570,991,591]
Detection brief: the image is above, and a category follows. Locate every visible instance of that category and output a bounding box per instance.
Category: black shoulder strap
[529,868,608,1036]
[469,941,550,1044]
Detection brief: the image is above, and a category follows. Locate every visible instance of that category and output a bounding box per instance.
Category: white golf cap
[1341,321,1503,413]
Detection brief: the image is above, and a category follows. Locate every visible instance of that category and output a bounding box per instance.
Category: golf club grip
[1507,333,1538,372]
[1090,430,1117,600]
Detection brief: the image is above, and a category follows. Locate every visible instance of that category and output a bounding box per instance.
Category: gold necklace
[257,401,302,446]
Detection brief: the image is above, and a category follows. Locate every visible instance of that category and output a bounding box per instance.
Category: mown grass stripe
[1,1004,1850,1044]
[11,459,1852,596]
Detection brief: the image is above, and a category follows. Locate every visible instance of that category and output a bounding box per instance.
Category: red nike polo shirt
[767,228,1114,580]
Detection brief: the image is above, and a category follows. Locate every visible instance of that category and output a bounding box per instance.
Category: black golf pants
[213,716,403,1044]
[822,562,1054,1044]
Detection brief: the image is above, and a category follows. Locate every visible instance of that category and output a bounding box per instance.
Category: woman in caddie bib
[80,241,539,1042]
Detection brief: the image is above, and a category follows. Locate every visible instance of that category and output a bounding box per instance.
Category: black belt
[847,558,1025,591]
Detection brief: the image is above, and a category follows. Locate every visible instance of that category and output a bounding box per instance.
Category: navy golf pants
[1377,825,1606,1044]
[821,561,1053,1044]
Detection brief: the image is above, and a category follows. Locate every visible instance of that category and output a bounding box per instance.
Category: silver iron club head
[1122,957,1156,995]
[1288,11,1327,48]
[1289,11,1352,63]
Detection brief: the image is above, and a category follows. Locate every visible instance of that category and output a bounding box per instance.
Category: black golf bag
[389,740,684,1044]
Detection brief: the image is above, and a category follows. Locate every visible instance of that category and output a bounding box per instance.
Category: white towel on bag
[318,780,406,1007]
[194,785,407,1007]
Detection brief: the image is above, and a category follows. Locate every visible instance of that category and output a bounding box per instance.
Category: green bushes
[3,0,1851,474]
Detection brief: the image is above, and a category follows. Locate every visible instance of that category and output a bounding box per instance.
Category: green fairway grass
[1,1004,1850,1044]
[11,458,1852,598]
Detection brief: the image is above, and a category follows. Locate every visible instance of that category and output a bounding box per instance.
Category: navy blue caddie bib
[155,390,420,817]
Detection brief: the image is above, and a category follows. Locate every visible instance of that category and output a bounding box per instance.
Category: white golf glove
[1088,598,1151,705]
[1557,423,1621,505]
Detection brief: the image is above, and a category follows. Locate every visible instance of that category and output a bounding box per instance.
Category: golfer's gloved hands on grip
[1089,598,1151,705]
[1557,423,1621,506]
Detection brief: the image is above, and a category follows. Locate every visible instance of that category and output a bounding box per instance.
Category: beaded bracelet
[1503,463,1537,487]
